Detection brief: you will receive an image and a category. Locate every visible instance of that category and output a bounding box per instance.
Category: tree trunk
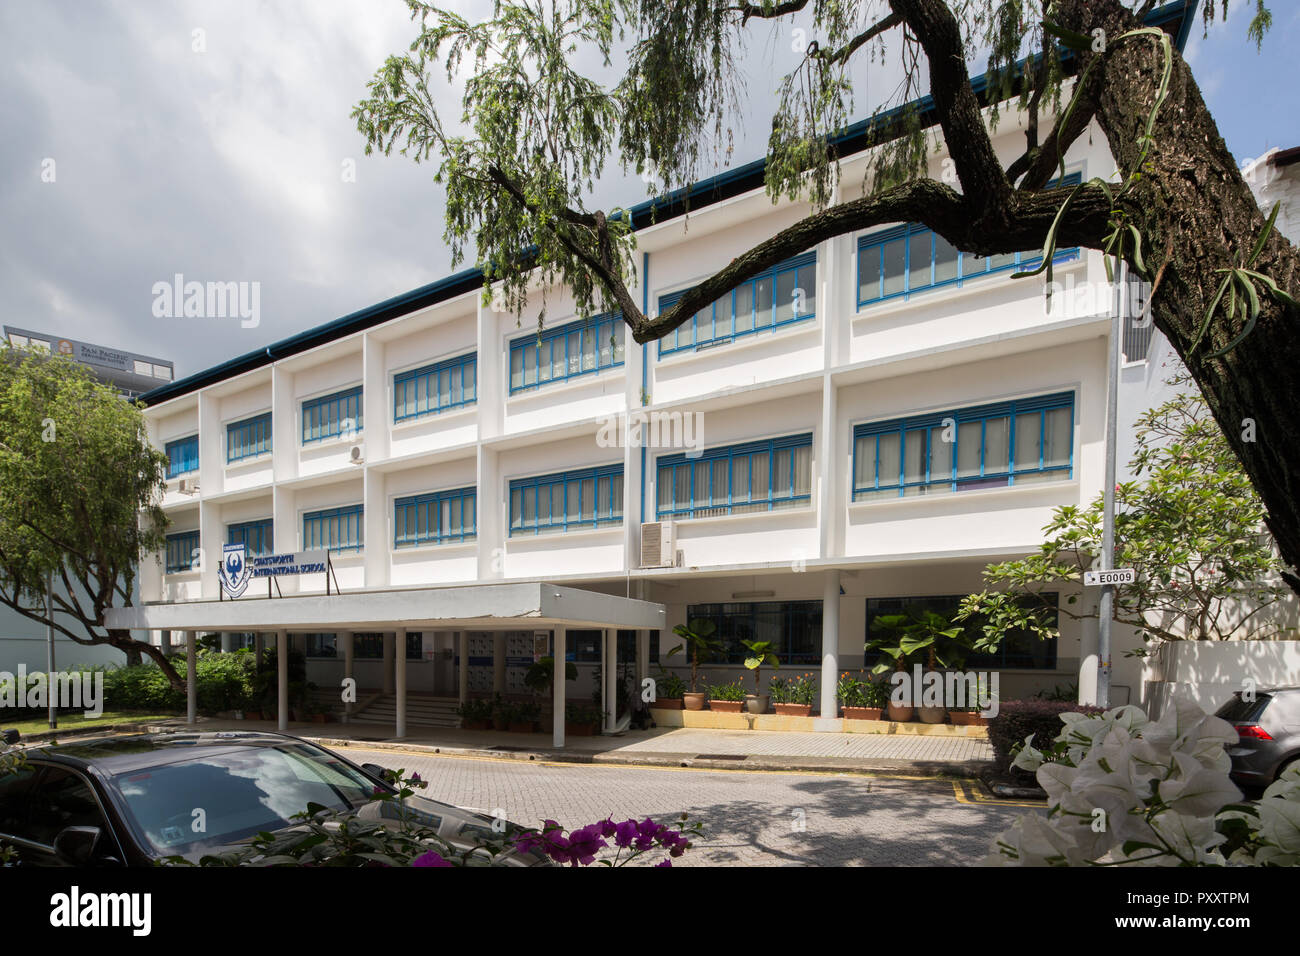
[1062,0,1300,595]
[106,627,187,691]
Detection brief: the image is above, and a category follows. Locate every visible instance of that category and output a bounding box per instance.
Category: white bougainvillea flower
[1113,810,1227,866]
[1010,734,1045,773]
[1255,791,1300,865]
[984,812,1079,866]
[1158,752,1243,816]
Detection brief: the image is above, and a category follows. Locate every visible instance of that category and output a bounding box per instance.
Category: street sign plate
[1084,568,1136,586]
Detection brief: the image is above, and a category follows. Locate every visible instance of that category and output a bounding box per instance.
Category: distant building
[0,328,175,673]
[4,326,174,400]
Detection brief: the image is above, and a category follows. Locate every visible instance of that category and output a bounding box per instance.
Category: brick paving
[348,748,1024,866]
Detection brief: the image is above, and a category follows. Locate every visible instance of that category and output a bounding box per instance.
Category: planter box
[841,706,883,720]
[462,719,491,730]
[709,700,744,712]
[565,721,598,736]
[654,697,684,710]
[508,721,537,734]
[773,703,812,717]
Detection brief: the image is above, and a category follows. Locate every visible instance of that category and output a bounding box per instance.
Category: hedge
[987,699,1104,772]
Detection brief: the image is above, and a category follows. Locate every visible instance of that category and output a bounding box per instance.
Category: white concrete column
[603,629,616,733]
[340,631,354,720]
[395,627,407,739]
[457,631,468,704]
[492,632,506,695]
[819,571,841,726]
[382,632,395,694]
[220,632,234,653]
[1078,595,1101,706]
[254,632,264,669]
[276,630,289,731]
[186,630,197,724]
[552,627,566,748]
[636,630,649,690]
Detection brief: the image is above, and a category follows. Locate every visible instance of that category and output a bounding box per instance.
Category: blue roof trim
[143,0,1197,408]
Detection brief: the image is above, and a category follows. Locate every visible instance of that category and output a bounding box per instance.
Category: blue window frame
[852,392,1074,500]
[866,594,1059,669]
[303,505,364,553]
[508,314,624,393]
[394,353,477,422]
[685,602,822,665]
[856,173,1083,307]
[227,518,273,557]
[226,412,271,463]
[658,251,817,357]
[165,531,201,574]
[657,433,813,520]
[302,386,363,444]
[394,487,477,548]
[165,435,199,479]
[509,465,623,536]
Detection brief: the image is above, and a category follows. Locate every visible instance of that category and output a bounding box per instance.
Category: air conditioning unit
[348,444,364,465]
[640,521,677,569]
[177,477,199,495]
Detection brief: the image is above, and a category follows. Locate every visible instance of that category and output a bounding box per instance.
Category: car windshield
[112,741,380,855]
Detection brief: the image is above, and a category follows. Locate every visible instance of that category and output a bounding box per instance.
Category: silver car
[1216,687,1300,788]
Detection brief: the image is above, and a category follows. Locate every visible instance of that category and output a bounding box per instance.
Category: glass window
[303,505,363,553]
[227,519,273,557]
[509,465,623,535]
[302,387,363,444]
[686,602,822,665]
[394,353,476,423]
[508,314,623,394]
[165,434,199,479]
[227,412,272,463]
[657,434,812,519]
[866,594,1058,670]
[394,488,476,548]
[165,531,201,574]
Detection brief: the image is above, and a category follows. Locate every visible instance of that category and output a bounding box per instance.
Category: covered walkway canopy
[105,582,667,747]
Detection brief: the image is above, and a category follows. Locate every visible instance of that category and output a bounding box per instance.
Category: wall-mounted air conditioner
[348,444,364,465]
[640,521,677,569]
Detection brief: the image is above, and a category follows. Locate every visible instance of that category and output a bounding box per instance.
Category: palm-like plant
[866,609,967,676]
[740,639,780,696]
[668,619,720,693]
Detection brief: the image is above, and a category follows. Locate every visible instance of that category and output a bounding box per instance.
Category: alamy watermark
[0,665,104,717]
[891,666,999,718]
[152,274,260,328]
[596,409,705,458]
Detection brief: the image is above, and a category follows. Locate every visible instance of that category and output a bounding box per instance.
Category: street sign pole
[1098,261,1127,709]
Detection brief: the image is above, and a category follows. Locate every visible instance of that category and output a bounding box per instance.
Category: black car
[0,730,544,866]
[1216,687,1300,788]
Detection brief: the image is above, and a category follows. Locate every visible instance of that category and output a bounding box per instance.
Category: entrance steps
[348,692,462,728]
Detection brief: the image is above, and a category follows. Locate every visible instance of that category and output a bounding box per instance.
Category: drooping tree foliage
[354,0,1300,592]
[0,344,182,687]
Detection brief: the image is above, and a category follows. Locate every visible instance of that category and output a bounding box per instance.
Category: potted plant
[564,701,602,736]
[456,698,493,730]
[866,609,966,723]
[652,671,687,709]
[837,671,889,720]
[949,675,995,726]
[509,699,540,733]
[706,679,746,713]
[668,619,720,711]
[524,655,578,731]
[770,673,817,717]
[740,638,779,714]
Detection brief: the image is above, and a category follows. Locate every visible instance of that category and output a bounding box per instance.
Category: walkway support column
[382,632,394,695]
[603,629,616,733]
[819,571,841,726]
[492,633,506,696]
[552,627,566,748]
[395,627,408,738]
[340,631,354,722]
[277,630,289,731]
[186,630,197,725]
[457,632,468,705]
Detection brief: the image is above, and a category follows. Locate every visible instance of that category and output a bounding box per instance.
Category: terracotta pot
[683,692,707,711]
[773,703,812,717]
[949,711,988,726]
[245,711,262,721]
[841,706,884,720]
[463,719,491,730]
[653,698,684,710]
[508,721,536,734]
[887,701,915,722]
[565,721,597,736]
[311,714,327,723]
[709,700,744,712]
[745,694,769,714]
[918,705,948,724]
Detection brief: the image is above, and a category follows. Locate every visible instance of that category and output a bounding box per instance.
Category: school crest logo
[218,543,251,597]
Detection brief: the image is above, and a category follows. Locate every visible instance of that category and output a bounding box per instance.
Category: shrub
[706,679,746,702]
[455,698,493,721]
[987,699,1104,771]
[194,649,257,713]
[654,671,687,699]
[102,664,182,712]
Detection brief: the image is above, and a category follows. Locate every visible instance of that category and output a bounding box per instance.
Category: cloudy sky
[1,0,1295,383]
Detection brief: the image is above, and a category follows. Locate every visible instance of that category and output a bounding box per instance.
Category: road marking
[951,779,1044,808]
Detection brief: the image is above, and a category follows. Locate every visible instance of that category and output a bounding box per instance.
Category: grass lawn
[2,711,178,737]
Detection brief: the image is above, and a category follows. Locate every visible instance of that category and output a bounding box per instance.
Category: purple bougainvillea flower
[634,817,663,850]
[598,818,618,838]
[655,859,672,867]
[613,819,639,848]
[411,850,452,867]
[565,824,608,866]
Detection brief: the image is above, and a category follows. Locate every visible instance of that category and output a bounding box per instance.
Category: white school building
[108,5,1256,740]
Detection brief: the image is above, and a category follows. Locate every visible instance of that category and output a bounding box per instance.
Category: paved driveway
[348,747,1030,866]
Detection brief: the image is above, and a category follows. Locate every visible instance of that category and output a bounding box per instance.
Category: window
[394,353,477,422]
[303,505,363,553]
[618,629,659,665]
[165,435,199,479]
[227,518,273,557]
[865,594,1059,670]
[406,632,423,660]
[227,412,271,463]
[567,630,603,663]
[657,434,813,520]
[165,531,201,574]
[658,251,817,356]
[685,602,822,665]
[509,465,623,536]
[857,174,1082,307]
[508,314,624,393]
[302,386,363,444]
[353,633,384,659]
[304,633,337,658]
[27,767,111,849]
[394,487,476,548]
[852,392,1073,500]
